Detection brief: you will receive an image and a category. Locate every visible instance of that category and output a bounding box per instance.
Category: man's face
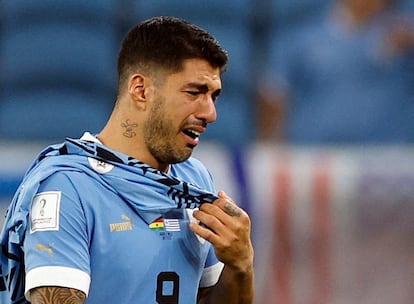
[143,58,222,165]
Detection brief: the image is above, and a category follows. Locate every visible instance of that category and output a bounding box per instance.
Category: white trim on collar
[80,132,101,144]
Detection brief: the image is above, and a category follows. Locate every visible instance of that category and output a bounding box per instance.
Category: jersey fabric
[1,133,224,304]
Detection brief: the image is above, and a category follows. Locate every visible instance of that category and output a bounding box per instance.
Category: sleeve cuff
[25,266,90,301]
[200,262,224,288]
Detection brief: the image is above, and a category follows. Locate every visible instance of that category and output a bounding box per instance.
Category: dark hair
[117,16,228,87]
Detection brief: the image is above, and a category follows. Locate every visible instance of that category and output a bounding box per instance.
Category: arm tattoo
[30,287,86,304]
[121,119,138,138]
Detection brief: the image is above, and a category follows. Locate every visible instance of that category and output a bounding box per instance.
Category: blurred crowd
[0,0,413,147]
[257,0,414,145]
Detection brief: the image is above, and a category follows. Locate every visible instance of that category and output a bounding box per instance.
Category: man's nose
[196,96,217,123]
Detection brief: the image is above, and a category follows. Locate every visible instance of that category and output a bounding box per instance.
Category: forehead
[166,59,222,90]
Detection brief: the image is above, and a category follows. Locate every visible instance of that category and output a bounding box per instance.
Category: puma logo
[36,244,54,256]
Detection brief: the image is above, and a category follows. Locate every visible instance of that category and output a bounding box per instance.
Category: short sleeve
[199,245,224,288]
[24,172,91,300]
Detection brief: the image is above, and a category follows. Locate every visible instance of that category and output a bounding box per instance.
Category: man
[0,16,254,303]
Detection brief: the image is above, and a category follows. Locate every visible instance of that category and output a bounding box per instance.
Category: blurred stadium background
[1,1,414,303]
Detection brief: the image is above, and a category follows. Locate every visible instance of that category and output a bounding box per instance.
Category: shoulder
[38,170,90,191]
[170,157,216,192]
[27,151,105,194]
[176,156,208,172]
[171,157,211,179]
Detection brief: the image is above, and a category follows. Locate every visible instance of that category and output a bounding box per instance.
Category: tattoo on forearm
[121,119,138,138]
[30,287,86,304]
[224,202,242,217]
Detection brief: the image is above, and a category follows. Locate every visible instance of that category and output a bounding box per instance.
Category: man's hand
[190,191,254,303]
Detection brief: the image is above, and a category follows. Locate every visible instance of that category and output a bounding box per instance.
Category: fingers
[189,191,250,243]
[189,191,254,270]
[194,195,244,230]
[217,191,243,217]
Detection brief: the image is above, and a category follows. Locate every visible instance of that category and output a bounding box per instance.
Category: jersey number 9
[156,271,179,304]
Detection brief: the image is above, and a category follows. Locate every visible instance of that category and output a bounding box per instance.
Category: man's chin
[166,148,193,164]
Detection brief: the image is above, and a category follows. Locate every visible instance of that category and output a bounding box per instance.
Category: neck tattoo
[121,119,138,138]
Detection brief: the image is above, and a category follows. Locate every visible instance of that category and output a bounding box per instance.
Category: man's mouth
[183,129,201,140]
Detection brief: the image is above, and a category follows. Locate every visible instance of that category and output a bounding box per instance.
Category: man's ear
[128,74,150,110]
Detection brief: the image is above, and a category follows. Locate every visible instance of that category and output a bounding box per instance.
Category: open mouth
[183,129,201,140]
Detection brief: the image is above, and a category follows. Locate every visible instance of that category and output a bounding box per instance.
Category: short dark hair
[117,16,228,87]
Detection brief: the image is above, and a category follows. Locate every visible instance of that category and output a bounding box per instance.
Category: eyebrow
[182,82,222,97]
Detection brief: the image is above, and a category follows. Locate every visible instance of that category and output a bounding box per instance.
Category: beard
[143,95,193,165]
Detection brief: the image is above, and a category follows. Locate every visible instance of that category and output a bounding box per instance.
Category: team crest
[88,157,114,174]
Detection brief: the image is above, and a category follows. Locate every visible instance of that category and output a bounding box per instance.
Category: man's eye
[186,91,199,96]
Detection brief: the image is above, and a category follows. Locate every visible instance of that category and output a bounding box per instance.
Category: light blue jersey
[1,134,223,304]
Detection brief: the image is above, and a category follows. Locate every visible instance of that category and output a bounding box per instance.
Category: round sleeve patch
[30,191,61,233]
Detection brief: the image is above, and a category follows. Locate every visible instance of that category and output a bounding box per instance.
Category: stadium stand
[0,0,119,141]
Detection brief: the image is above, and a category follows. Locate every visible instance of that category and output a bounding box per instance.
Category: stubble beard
[144,95,193,165]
